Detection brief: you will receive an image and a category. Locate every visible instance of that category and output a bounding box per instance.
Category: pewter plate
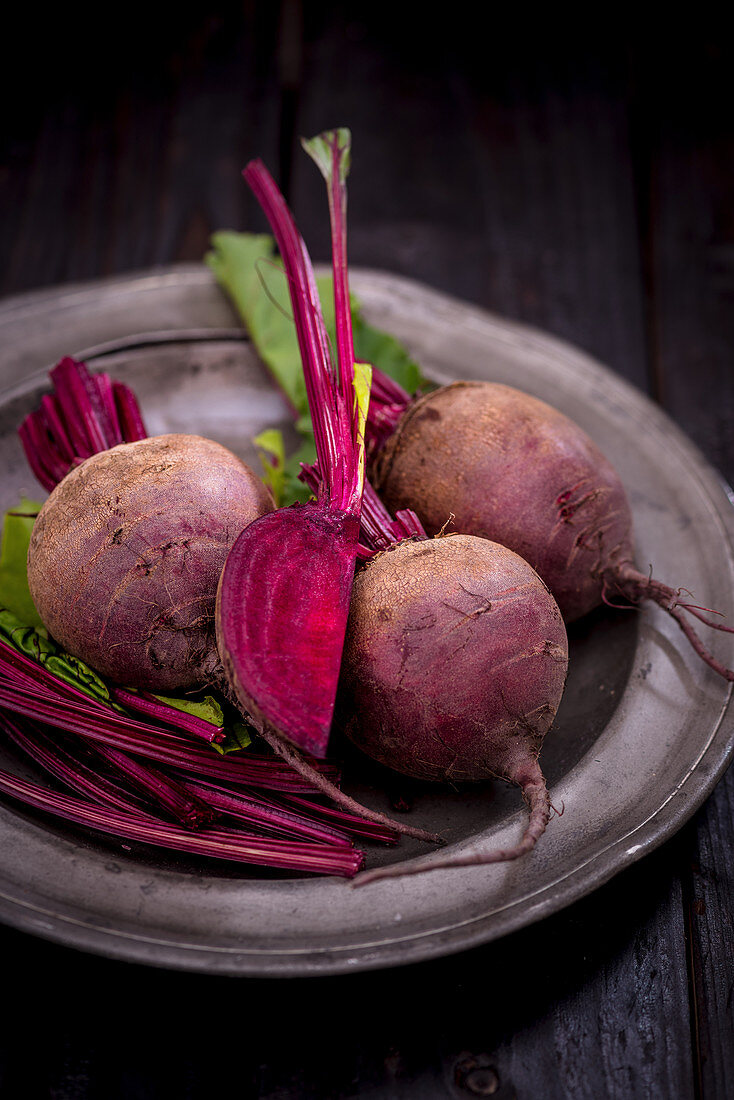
[0,265,731,977]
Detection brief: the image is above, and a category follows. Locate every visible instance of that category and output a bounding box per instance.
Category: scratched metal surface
[0,266,731,976]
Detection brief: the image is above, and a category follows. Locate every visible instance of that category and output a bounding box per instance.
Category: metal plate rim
[0,264,731,977]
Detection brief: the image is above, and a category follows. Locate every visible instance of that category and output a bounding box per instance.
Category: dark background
[1,3,732,1097]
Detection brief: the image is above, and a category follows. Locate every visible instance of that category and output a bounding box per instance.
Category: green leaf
[205,230,429,413]
[352,313,425,396]
[0,499,44,628]
[148,691,225,729]
[301,128,351,184]
[253,428,287,506]
[206,232,310,419]
[212,719,253,755]
[0,607,112,706]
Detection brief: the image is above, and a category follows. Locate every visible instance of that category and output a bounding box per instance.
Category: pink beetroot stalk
[0,760,364,877]
[279,793,400,845]
[2,710,368,849]
[217,135,363,761]
[176,777,354,847]
[111,687,225,745]
[299,461,426,558]
[0,638,343,795]
[91,742,216,828]
[215,130,441,846]
[2,713,158,819]
[19,357,147,491]
[0,638,224,746]
[0,679,340,792]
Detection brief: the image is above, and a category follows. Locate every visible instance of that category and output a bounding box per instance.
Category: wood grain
[0,5,731,1097]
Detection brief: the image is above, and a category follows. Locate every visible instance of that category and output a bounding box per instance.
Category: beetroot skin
[340,533,568,883]
[28,434,273,691]
[373,380,734,680]
[374,381,633,623]
[340,534,568,785]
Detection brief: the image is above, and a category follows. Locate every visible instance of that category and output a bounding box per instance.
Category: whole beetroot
[340,532,568,884]
[28,434,273,691]
[373,380,734,680]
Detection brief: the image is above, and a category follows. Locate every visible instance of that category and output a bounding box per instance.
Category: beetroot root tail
[258,726,445,846]
[665,605,734,682]
[611,565,734,682]
[351,766,551,887]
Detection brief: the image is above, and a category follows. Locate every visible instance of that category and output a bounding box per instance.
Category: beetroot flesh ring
[216,507,360,757]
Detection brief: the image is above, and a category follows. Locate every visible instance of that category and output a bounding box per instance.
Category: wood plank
[0,8,730,1098]
[631,32,734,1099]
[290,8,649,392]
[0,5,282,295]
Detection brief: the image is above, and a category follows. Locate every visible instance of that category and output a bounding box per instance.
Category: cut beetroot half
[216,131,367,761]
[217,507,359,757]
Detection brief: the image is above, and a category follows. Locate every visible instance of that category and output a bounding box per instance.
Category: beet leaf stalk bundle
[215,129,441,845]
[0,639,380,877]
[19,355,147,491]
[0,603,404,874]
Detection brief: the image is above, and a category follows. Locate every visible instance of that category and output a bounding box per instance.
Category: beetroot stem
[19,357,149,491]
[610,564,734,682]
[243,162,344,503]
[1,713,156,818]
[352,760,550,886]
[301,131,356,439]
[217,149,366,761]
[93,742,215,828]
[0,765,364,877]
[257,724,443,845]
[280,793,400,844]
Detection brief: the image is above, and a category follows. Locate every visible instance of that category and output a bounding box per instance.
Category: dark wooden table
[1,5,732,1097]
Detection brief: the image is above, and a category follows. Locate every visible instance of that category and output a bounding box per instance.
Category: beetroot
[372,380,734,681]
[216,135,365,760]
[214,133,443,846]
[340,530,568,885]
[17,140,442,851]
[264,474,570,883]
[342,534,567,782]
[27,433,273,691]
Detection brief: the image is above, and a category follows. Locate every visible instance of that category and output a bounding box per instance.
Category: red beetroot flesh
[373,381,634,624]
[216,505,360,759]
[27,434,273,691]
[340,534,568,785]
